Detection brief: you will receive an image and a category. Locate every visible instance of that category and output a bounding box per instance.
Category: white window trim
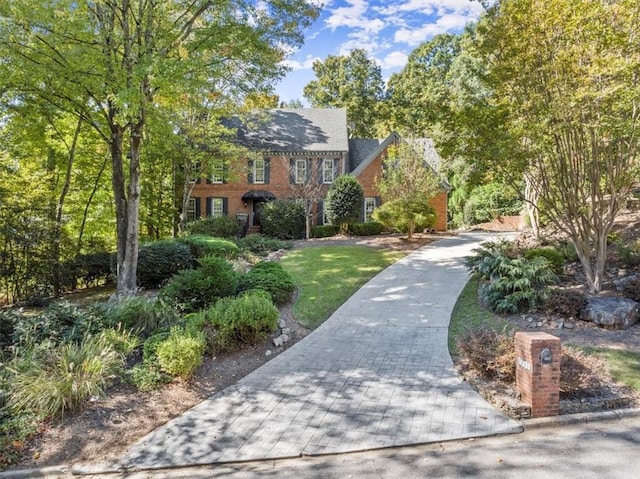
[210,198,224,218]
[187,198,197,222]
[254,158,265,184]
[210,160,224,184]
[295,158,307,184]
[364,197,376,223]
[322,158,335,184]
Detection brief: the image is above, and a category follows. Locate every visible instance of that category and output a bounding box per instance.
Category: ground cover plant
[280,245,404,329]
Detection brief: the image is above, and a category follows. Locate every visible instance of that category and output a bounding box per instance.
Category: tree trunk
[52,116,83,295]
[524,173,540,239]
[77,155,109,252]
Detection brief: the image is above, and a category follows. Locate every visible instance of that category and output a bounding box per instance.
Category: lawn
[280,245,405,329]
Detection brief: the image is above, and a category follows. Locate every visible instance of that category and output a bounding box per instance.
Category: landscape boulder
[580,297,639,330]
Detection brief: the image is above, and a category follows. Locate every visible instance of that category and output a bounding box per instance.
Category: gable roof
[349,133,400,176]
[227,108,349,154]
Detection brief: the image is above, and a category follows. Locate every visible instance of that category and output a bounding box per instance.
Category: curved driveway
[117,232,522,470]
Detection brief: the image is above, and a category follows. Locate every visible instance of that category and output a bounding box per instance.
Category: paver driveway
[116,232,522,470]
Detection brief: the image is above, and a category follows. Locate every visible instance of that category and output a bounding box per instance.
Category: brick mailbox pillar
[515,332,561,418]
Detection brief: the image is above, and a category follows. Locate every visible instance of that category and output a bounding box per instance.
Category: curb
[3,407,640,478]
[521,407,640,429]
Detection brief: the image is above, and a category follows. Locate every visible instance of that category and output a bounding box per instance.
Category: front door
[252,200,266,227]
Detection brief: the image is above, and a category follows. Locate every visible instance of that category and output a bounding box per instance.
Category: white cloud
[283,55,320,71]
[378,51,409,69]
[393,10,475,46]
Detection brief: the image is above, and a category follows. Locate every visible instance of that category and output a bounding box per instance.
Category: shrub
[137,240,193,289]
[260,199,306,240]
[621,276,640,302]
[205,290,279,352]
[156,327,206,379]
[12,301,105,346]
[463,182,523,225]
[142,331,171,363]
[236,234,293,256]
[372,197,436,235]
[128,363,170,391]
[187,216,240,238]
[94,296,180,338]
[560,346,611,399]
[310,224,339,238]
[348,221,385,236]
[0,309,18,350]
[617,239,640,266]
[238,261,295,305]
[7,333,124,418]
[179,235,239,260]
[68,252,114,288]
[524,247,565,274]
[325,176,364,233]
[159,256,238,312]
[545,288,587,318]
[466,242,556,314]
[456,327,516,384]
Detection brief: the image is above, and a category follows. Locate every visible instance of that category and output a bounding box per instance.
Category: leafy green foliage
[187,216,240,238]
[137,240,193,289]
[373,198,435,234]
[65,252,114,289]
[260,199,306,240]
[617,239,640,267]
[0,309,18,351]
[463,183,523,225]
[158,256,238,312]
[142,332,171,363]
[236,234,292,257]
[348,221,385,236]
[303,49,385,137]
[12,301,106,346]
[127,363,170,391]
[198,291,279,352]
[466,241,556,313]
[325,176,364,233]
[523,247,565,274]
[310,224,340,238]
[94,296,180,339]
[156,328,206,379]
[238,261,295,305]
[179,235,239,260]
[6,333,125,418]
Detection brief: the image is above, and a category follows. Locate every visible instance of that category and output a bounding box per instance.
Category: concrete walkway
[113,232,522,471]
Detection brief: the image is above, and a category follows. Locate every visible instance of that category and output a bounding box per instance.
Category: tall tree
[303,49,385,137]
[0,0,319,295]
[475,0,640,292]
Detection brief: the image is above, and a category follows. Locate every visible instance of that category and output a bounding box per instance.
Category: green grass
[448,275,510,355]
[280,246,404,329]
[582,347,640,393]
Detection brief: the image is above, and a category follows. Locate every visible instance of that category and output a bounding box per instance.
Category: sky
[275,0,487,105]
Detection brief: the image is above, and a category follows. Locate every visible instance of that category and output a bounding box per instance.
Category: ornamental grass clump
[6,332,126,418]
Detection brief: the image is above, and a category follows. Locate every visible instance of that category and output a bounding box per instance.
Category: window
[294,158,307,184]
[210,160,224,184]
[253,158,265,184]
[187,198,197,222]
[209,198,224,218]
[322,158,336,183]
[188,161,201,184]
[364,197,376,222]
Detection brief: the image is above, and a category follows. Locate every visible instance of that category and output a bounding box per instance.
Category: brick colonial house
[187,108,449,232]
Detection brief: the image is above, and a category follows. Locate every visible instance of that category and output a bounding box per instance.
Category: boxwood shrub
[202,290,279,352]
[178,235,239,260]
[310,224,339,238]
[348,221,385,236]
[156,327,206,379]
[137,240,193,289]
[187,216,240,238]
[524,247,565,274]
[158,256,238,312]
[237,261,295,305]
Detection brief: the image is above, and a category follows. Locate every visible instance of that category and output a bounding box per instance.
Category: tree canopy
[303,49,385,137]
